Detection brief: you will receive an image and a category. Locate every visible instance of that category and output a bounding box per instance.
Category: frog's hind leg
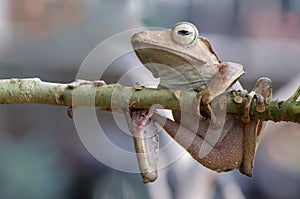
[153,111,244,174]
[123,108,159,183]
[239,77,272,176]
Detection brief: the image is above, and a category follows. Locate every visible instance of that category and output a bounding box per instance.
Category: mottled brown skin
[154,112,244,172]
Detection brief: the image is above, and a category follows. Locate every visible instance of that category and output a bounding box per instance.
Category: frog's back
[198,36,221,64]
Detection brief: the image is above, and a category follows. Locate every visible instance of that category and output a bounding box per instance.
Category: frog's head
[131,22,220,75]
[132,22,199,51]
[131,22,243,92]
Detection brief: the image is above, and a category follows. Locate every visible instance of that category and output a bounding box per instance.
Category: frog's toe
[233,95,243,104]
[233,89,248,104]
[255,94,265,112]
[67,106,75,118]
[209,109,223,129]
[241,91,256,123]
[135,109,151,126]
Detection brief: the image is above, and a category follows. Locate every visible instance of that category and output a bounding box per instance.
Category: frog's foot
[233,88,265,123]
[198,93,222,129]
[67,106,76,118]
[241,78,272,123]
[241,91,265,123]
[129,109,153,133]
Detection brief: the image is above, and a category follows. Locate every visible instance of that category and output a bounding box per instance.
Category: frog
[130,22,272,179]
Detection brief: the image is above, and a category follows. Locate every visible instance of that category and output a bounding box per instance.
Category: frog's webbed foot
[243,92,267,123]
[232,88,266,123]
[67,80,106,118]
[238,78,272,123]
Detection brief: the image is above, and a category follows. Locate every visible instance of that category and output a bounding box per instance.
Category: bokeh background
[0,0,299,198]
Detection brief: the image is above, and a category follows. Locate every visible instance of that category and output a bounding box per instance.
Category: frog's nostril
[141,31,149,37]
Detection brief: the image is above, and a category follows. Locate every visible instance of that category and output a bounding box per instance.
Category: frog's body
[130,22,272,178]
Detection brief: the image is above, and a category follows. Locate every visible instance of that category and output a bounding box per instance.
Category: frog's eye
[172,22,199,45]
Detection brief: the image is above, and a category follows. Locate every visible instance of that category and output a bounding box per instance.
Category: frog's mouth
[133,47,201,68]
[131,32,205,68]
[132,47,211,88]
[132,42,210,75]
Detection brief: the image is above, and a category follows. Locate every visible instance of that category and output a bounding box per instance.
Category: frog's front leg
[239,77,272,176]
[195,62,245,129]
[123,108,159,183]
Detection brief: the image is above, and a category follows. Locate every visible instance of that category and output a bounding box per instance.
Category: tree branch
[0,78,299,124]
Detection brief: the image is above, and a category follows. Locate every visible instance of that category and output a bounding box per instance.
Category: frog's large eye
[172,22,199,45]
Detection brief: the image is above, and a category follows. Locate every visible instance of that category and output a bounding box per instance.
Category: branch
[0,78,299,124]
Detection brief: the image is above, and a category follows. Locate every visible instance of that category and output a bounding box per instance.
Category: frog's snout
[131,31,151,51]
[131,31,148,43]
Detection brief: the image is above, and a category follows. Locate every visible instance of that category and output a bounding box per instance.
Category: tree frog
[130,22,272,179]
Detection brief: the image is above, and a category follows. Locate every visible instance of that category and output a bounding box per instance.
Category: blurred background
[0,0,299,198]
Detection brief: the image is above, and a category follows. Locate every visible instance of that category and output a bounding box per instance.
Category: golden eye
[172,22,199,45]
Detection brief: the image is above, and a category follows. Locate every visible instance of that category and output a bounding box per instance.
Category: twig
[0,78,299,124]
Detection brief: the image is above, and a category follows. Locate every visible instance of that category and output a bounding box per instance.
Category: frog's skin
[131,22,272,177]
